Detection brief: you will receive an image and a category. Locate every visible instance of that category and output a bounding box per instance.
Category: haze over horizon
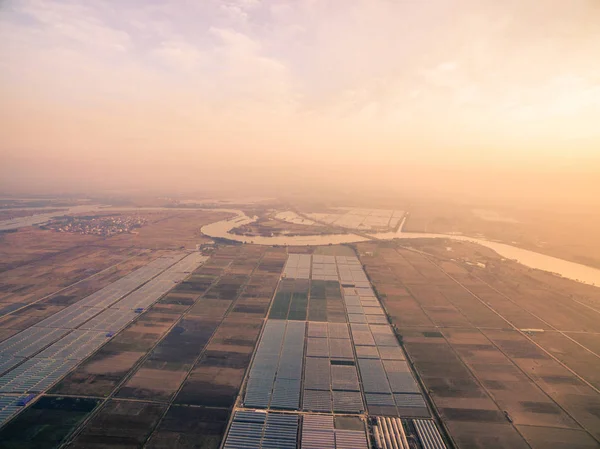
[1,0,599,203]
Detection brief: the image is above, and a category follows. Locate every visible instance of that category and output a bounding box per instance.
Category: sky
[1,0,599,200]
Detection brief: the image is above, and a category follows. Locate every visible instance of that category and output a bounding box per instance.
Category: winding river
[201,209,600,286]
[3,204,598,286]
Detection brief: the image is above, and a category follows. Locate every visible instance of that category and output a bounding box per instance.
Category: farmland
[230,216,343,238]
[0,208,232,324]
[219,248,449,449]
[357,238,600,449]
[1,203,599,449]
[0,245,286,448]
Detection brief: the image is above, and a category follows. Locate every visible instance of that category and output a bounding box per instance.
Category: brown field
[49,255,230,398]
[0,247,160,331]
[102,210,231,249]
[0,211,284,449]
[49,245,285,449]
[0,209,233,322]
[0,227,102,269]
[357,239,600,449]
[144,405,229,449]
[230,216,342,237]
[50,308,185,397]
[68,399,168,448]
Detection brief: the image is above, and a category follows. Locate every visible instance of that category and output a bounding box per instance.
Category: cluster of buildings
[46,215,147,236]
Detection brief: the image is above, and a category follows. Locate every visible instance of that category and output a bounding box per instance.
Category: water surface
[200,210,600,286]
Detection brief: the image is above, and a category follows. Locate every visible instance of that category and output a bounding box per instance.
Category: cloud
[153,39,206,71]
[12,0,131,52]
[228,0,261,10]
[438,62,458,72]
[220,4,249,23]
[207,27,296,113]
[2,0,600,169]
[210,27,261,55]
[420,61,461,87]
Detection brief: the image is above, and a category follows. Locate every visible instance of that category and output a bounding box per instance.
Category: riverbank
[200,209,600,286]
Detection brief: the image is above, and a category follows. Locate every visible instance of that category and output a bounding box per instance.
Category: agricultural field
[0,244,158,325]
[2,203,599,449]
[304,207,405,232]
[219,248,449,449]
[357,239,600,449]
[0,227,103,270]
[230,216,340,237]
[102,210,231,249]
[0,209,234,320]
[0,245,286,449]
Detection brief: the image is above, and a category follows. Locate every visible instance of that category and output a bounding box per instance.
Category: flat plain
[404,200,600,269]
[357,238,600,449]
[2,205,600,449]
[0,209,281,448]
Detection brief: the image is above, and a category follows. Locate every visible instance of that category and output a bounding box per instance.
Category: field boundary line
[402,246,600,444]
[55,252,220,448]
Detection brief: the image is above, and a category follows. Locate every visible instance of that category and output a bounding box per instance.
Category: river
[200,210,600,286]
[3,204,599,286]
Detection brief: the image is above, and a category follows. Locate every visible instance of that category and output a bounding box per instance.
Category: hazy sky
[1,0,599,196]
